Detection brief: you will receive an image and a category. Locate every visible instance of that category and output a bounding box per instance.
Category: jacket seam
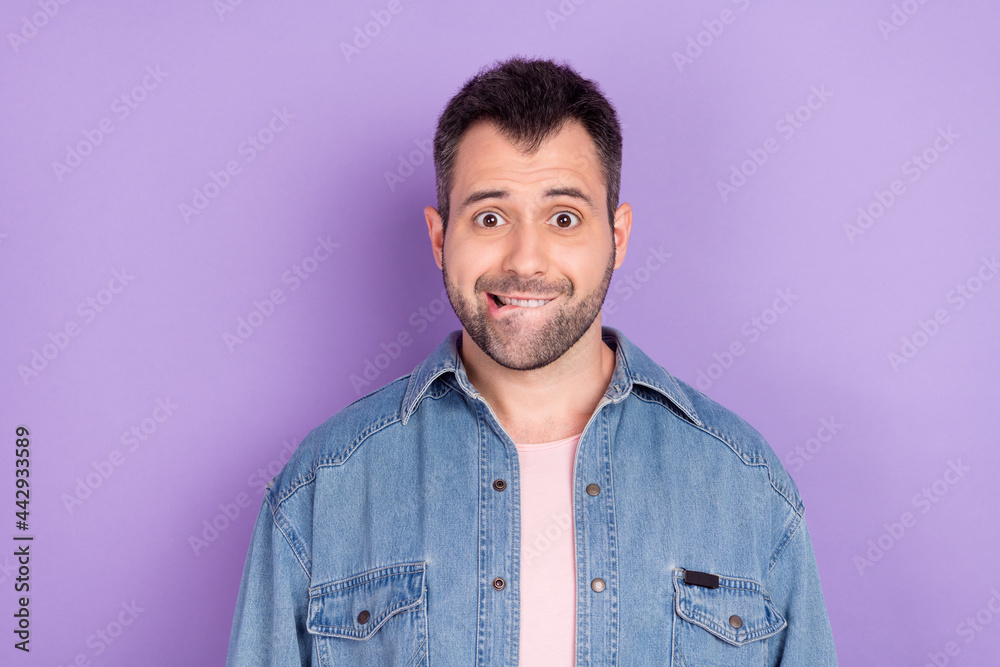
[767,505,804,575]
[630,392,802,514]
[694,421,803,515]
[266,492,312,579]
[343,374,411,412]
[274,468,317,507]
[630,385,699,426]
[272,414,401,506]
[308,562,426,596]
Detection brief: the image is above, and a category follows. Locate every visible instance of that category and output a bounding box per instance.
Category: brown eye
[475,212,505,228]
[551,211,580,228]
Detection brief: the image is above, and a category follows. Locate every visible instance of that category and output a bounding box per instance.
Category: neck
[459,318,616,444]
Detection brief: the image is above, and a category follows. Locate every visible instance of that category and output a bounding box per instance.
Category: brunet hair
[432,56,623,235]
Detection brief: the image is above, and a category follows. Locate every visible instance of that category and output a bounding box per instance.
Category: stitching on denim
[631,385,699,426]
[403,382,454,423]
[684,387,803,511]
[767,507,804,575]
[673,568,787,644]
[274,469,316,506]
[270,384,457,554]
[403,362,458,421]
[603,410,621,662]
[405,636,428,667]
[344,374,411,412]
[629,391,802,514]
[267,498,311,579]
[677,603,782,644]
[310,598,423,636]
[271,413,401,504]
[474,406,489,666]
[308,562,426,597]
[695,421,802,515]
[313,631,325,667]
[630,375,701,425]
[674,568,764,592]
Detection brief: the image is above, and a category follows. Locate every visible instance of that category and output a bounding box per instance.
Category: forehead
[450,119,604,207]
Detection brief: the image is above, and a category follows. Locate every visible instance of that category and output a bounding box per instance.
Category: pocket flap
[673,567,786,646]
[308,562,426,640]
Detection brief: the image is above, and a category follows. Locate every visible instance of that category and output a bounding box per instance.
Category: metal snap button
[591,578,606,592]
[492,577,506,590]
[357,610,370,624]
[492,479,506,491]
[586,483,601,496]
[729,614,743,629]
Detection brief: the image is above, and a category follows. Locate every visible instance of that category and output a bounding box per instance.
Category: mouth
[486,292,558,315]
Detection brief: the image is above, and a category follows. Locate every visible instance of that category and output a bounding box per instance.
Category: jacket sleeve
[764,508,839,665]
[226,495,312,666]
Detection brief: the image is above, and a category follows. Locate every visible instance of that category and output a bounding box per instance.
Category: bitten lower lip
[486,292,557,315]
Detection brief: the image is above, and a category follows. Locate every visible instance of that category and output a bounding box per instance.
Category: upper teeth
[498,295,552,308]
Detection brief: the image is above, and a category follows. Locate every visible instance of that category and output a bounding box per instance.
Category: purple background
[2,1,999,664]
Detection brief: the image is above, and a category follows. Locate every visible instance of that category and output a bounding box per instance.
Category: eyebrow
[459,186,597,213]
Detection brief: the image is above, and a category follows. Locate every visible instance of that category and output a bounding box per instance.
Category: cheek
[563,248,609,286]
[447,241,498,283]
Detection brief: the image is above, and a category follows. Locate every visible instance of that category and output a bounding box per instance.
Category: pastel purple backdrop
[2,1,998,665]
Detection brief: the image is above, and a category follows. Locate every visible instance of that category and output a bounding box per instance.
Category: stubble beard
[441,241,616,371]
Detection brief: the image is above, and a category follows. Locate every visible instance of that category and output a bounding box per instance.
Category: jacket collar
[400,326,700,427]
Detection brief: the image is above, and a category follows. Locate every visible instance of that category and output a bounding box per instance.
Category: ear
[425,205,444,270]
[611,202,632,270]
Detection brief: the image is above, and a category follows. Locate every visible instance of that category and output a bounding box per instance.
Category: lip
[486,291,557,316]
[491,292,560,301]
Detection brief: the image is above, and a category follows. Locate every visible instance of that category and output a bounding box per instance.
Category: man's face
[426,119,629,371]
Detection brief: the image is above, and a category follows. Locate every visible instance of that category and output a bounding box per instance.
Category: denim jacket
[226,326,838,666]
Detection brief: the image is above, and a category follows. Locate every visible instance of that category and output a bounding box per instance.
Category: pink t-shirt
[514,432,582,666]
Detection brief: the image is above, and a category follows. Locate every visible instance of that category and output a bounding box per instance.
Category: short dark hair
[432,56,623,235]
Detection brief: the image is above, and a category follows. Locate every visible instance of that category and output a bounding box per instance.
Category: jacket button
[357,610,370,624]
[591,578,606,592]
[492,479,506,491]
[729,614,743,629]
[586,483,601,496]
[493,577,506,590]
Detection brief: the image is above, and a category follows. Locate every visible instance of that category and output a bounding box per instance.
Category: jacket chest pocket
[671,567,786,666]
[307,561,428,667]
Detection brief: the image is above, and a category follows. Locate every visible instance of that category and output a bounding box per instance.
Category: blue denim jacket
[226,326,838,666]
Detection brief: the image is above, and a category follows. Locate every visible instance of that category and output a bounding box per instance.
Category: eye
[549,211,581,229]
[474,211,506,228]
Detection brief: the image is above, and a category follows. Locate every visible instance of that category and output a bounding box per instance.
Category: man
[226,56,838,666]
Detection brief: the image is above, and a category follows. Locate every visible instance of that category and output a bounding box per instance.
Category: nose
[500,221,548,280]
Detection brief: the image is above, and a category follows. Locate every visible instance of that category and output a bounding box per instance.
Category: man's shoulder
[264,373,413,501]
[644,367,804,514]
